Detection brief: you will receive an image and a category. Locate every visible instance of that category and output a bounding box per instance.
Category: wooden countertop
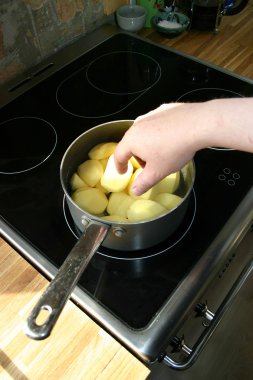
[1,4,253,379]
[0,238,150,379]
[140,3,253,81]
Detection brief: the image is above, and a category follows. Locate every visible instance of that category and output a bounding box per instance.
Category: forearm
[196,98,253,152]
[114,97,253,195]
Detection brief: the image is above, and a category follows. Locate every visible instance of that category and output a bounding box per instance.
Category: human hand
[114,97,253,195]
[114,103,201,195]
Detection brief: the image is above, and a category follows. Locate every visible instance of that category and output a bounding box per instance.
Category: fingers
[113,141,133,174]
[131,174,154,196]
[131,163,167,196]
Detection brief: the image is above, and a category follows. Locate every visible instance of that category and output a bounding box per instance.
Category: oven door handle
[162,257,253,370]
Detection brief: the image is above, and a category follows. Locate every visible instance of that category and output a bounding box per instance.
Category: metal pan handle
[24,220,109,340]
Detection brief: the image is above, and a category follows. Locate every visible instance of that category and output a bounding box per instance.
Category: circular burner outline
[63,189,196,261]
[56,77,151,119]
[56,52,161,119]
[176,87,243,151]
[0,116,57,174]
[86,50,162,95]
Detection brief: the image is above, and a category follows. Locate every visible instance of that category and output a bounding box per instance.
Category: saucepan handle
[24,220,109,340]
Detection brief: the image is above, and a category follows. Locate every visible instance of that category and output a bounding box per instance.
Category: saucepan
[25,120,195,340]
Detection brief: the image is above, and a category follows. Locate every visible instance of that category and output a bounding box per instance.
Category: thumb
[132,166,161,196]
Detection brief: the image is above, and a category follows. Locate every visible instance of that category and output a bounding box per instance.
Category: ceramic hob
[1,26,253,364]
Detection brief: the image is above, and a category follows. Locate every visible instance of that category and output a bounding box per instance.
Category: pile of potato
[70,142,183,222]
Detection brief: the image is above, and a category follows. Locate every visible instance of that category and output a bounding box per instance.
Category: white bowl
[116,5,147,32]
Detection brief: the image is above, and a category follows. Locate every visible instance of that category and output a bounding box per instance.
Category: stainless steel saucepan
[25,120,195,340]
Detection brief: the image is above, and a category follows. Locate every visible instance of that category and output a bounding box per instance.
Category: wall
[0,0,108,84]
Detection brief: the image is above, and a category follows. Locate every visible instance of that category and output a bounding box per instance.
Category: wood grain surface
[0,238,150,380]
[140,3,253,80]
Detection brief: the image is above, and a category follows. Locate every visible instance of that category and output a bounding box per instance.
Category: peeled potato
[88,142,117,160]
[96,180,110,194]
[153,172,180,195]
[73,185,89,193]
[70,172,87,191]
[100,158,108,171]
[101,215,128,222]
[127,168,139,195]
[71,187,108,214]
[130,156,142,169]
[107,192,134,218]
[127,168,154,200]
[77,159,104,187]
[127,199,167,222]
[154,193,182,210]
[70,141,186,223]
[182,161,194,189]
[101,154,133,192]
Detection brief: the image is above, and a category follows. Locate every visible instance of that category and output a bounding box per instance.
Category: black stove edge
[1,185,253,363]
[1,23,253,108]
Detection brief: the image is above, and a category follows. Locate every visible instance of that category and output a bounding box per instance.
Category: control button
[218,167,240,186]
[218,174,226,181]
[233,172,240,180]
[223,168,231,174]
[227,179,236,186]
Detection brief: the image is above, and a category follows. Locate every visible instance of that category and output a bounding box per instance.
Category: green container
[137,0,164,27]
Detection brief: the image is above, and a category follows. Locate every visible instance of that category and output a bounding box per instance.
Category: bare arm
[114,98,253,195]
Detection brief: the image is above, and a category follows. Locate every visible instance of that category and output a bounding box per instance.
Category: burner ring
[63,189,196,261]
[86,51,161,95]
[177,88,243,151]
[0,116,57,174]
[177,87,243,102]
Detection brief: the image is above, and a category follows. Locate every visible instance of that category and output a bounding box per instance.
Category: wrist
[186,100,220,151]
[193,99,226,150]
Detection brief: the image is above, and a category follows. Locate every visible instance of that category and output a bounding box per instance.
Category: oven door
[158,222,253,371]
[148,252,253,378]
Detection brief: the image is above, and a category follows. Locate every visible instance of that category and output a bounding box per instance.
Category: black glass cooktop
[1,33,253,329]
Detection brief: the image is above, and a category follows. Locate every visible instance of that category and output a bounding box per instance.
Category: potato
[88,142,117,160]
[71,187,108,214]
[182,161,194,189]
[101,154,133,192]
[127,168,154,200]
[70,172,87,191]
[153,171,180,195]
[153,193,182,210]
[95,180,110,194]
[107,192,134,218]
[130,156,142,169]
[101,215,128,222]
[70,141,184,222]
[100,158,108,171]
[73,185,89,193]
[77,159,103,187]
[127,199,167,222]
